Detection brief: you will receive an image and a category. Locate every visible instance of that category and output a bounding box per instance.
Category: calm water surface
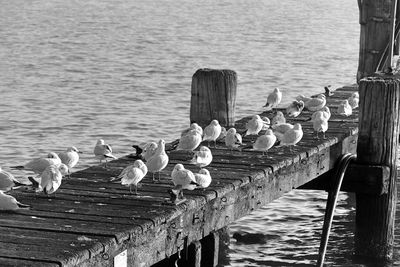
[1,0,394,266]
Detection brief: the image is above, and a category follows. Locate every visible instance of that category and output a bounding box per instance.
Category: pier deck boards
[1,85,360,267]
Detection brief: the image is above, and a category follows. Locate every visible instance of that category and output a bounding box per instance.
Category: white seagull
[181,123,203,137]
[0,191,30,211]
[177,129,202,151]
[337,100,352,116]
[11,152,62,176]
[0,167,26,192]
[245,115,264,136]
[39,163,69,195]
[194,169,212,189]
[225,128,242,150]
[271,123,294,141]
[263,88,282,110]
[118,159,148,195]
[190,146,213,168]
[145,139,169,182]
[171,164,198,191]
[203,120,222,147]
[286,100,304,118]
[347,92,359,109]
[271,111,286,126]
[312,111,329,139]
[58,146,82,175]
[261,116,271,130]
[280,123,303,152]
[253,129,277,155]
[304,94,326,111]
[94,139,117,167]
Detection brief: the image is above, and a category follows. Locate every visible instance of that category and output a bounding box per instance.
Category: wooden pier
[0,85,363,266]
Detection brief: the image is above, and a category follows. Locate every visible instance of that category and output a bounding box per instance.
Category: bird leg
[158,172,161,182]
[322,132,326,139]
[152,173,156,182]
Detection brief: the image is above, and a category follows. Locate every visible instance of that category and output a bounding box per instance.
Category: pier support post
[190,68,237,128]
[201,231,219,267]
[355,75,400,260]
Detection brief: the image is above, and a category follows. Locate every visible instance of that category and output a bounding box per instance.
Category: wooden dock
[0,85,362,266]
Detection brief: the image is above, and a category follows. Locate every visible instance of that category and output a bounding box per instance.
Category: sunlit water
[1,0,395,266]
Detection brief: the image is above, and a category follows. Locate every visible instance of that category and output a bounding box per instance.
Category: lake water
[1,0,395,266]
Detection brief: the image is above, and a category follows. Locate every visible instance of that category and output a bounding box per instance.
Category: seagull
[337,100,352,116]
[0,167,26,192]
[0,191,30,211]
[37,163,69,195]
[280,123,303,152]
[263,88,282,110]
[304,94,326,111]
[253,129,277,155]
[312,111,329,139]
[94,139,117,167]
[11,152,62,176]
[194,169,212,189]
[117,159,147,195]
[58,146,82,175]
[217,127,227,142]
[145,139,169,182]
[347,92,359,109]
[245,115,264,136]
[171,164,198,191]
[190,146,213,168]
[203,120,222,147]
[271,123,294,141]
[225,128,242,150]
[177,129,202,151]
[141,142,158,162]
[261,116,271,130]
[181,122,203,137]
[286,100,304,117]
[271,111,286,126]
[308,106,331,121]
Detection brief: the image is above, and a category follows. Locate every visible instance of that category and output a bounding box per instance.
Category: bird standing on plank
[253,129,277,156]
[93,139,117,168]
[194,169,212,189]
[145,139,169,182]
[225,128,242,150]
[190,146,213,169]
[245,115,264,136]
[263,88,282,110]
[58,146,82,176]
[117,159,147,195]
[203,120,222,147]
[11,152,61,177]
[0,166,27,192]
[0,191,30,211]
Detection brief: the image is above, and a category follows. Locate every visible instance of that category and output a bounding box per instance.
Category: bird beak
[78,151,83,154]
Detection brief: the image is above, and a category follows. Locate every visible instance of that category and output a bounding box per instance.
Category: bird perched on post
[94,139,117,167]
[286,100,304,118]
[194,169,212,189]
[58,146,82,175]
[225,128,242,150]
[145,139,169,182]
[253,129,277,156]
[190,146,213,169]
[263,88,282,110]
[280,123,303,152]
[11,152,61,177]
[307,106,331,122]
[0,166,27,192]
[202,120,222,147]
[170,164,199,199]
[245,115,264,136]
[0,191,30,211]
[304,94,326,111]
[116,159,147,195]
[177,129,202,151]
[311,111,329,139]
[337,100,352,116]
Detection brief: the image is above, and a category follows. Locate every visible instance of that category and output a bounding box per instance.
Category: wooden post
[190,69,237,128]
[355,75,400,260]
[357,0,395,81]
[200,231,219,267]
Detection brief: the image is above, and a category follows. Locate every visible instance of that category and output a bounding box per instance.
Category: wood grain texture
[355,75,400,259]
[190,69,237,127]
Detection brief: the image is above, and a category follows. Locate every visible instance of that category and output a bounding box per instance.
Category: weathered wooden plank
[0,257,59,267]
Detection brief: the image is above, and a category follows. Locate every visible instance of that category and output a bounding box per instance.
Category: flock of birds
[0,87,360,209]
